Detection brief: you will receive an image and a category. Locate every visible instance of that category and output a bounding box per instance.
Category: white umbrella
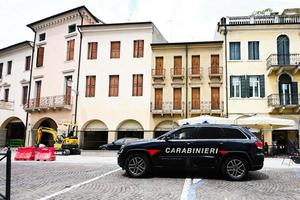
[178,115,233,125]
[236,116,295,129]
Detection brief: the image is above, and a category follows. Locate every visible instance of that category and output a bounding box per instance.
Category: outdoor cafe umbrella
[235,116,295,129]
[178,115,233,126]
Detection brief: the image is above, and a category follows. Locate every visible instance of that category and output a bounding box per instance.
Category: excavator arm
[36,127,59,145]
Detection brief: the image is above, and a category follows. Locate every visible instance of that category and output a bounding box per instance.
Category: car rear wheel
[221,156,248,181]
[125,154,151,178]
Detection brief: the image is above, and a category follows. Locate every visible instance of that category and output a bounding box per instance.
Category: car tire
[221,156,248,181]
[125,154,152,178]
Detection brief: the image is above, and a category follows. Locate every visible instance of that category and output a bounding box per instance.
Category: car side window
[195,127,223,139]
[223,128,247,139]
[169,128,195,140]
[114,138,125,145]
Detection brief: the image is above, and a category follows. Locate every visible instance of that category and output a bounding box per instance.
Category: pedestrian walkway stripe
[38,168,121,200]
[180,178,203,200]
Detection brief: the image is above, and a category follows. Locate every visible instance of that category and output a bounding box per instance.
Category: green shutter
[241,76,247,98]
[230,76,234,97]
[259,75,265,98]
[291,82,298,105]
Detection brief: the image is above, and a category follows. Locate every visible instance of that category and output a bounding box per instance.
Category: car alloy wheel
[226,159,246,179]
[128,156,146,176]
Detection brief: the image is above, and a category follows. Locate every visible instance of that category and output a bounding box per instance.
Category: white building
[0,41,32,146]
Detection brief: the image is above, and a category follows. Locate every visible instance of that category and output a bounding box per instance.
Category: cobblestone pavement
[0,154,300,200]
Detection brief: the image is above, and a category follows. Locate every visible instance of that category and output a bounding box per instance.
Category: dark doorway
[117,131,143,139]
[5,119,25,147]
[272,130,299,155]
[278,74,298,105]
[83,131,108,150]
[154,131,168,138]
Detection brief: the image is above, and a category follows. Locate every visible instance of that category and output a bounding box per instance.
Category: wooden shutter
[173,88,182,109]
[211,55,219,74]
[155,57,163,75]
[25,56,31,71]
[111,41,120,58]
[86,77,90,97]
[192,55,200,74]
[67,39,75,61]
[37,47,44,67]
[211,87,220,109]
[138,40,144,57]
[109,75,119,96]
[65,77,72,105]
[291,82,298,104]
[192,87,200,109]
[4,89,9,102]
[174,56,182,75]
[230,76,234,98]
[7,61,12,75]
[90,76,96,97]
[133,40,138,57]
[22,86,28,105]
[259,75,265,98]
[241,76,249,98]
[155,88,163,109]
[137,74,143,96]
[88,42,97,59]
[35,81,41,107]
[0,63,3,79]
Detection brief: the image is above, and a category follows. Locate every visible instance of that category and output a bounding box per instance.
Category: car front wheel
[221,156,248,181]
[125,154,151,178]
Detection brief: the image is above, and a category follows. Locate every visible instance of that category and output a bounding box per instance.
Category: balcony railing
[0,100,14,110]
[171,68,185,79]
[188,67,203,79]
[150,101,185,116]
[208,67,223,79]
[268,94,300,107]
[266,54,300,69]
[189,101,224,114]
[152,68,166,79]
[24,95,72,112]
[220,15,300,25]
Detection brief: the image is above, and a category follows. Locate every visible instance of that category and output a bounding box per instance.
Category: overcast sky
[0,0,299,48]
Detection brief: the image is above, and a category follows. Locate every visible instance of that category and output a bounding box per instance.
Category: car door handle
[219,142,224,145]
[187,142,191,145]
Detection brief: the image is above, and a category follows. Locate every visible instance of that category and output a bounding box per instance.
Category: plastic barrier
[35,147,56,161]
[14,147,35,161]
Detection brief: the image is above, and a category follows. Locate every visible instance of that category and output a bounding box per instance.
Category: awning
[178,115,233,126]
[236,116,295,129]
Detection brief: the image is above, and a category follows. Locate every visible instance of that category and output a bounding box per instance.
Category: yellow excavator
[36,125,81,155]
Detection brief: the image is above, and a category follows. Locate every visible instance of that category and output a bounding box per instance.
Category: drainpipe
[25,29,36,146]
[74,9,84,131]
[223,18,229,118]
[185,44,189,119]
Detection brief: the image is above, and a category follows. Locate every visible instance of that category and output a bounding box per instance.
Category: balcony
[152,68,166,80]
[267,54,300,75]
[208,67,223,80]
[267,93,300,113]
[189,101,224,115]
[0,100,14,110]
[150,101,185,116]
[171,68,185,80]
[220,15,300,25]
[24,95,72,112]
[188,67,203,79]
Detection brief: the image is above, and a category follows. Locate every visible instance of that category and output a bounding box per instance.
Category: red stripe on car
[147,149,161,156]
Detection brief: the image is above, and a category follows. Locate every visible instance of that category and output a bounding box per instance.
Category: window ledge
[230,97,265,100]
[228,60,242,62]
[36,41,46,46]
[247,60,263,62]
[64,32,78,39]
[64,60,76,63]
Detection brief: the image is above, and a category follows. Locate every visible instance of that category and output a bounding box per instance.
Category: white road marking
[38,168,121,200]
[180,178,192,200]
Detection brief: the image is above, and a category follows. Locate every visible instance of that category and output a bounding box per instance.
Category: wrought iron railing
[24,95,71,110]
[0,100,14,110]
[266,54,300,69]
[221,15,300,25]
[208,67,223,76]
[267,93,300,107]
[150,101,185,114]
[171,68,185,78]
[0,147,11,200]
[151,68,166,79]
[188,67,203,78]
[189,101,224,113]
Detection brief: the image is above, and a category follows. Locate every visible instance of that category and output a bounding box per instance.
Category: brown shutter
[35,81,41,107]
[67,39,75,61]
[173,88,182,109]
[155,88,163,109]
[90,76,96,97]
[92,42,97,59]
[37,47,44,67]
[211,55,219,74]
[174,56,182,75]
[155,57,163,75]
[133,40,138,57]
[137,74,143,96]
[22,86,28,105]
[211,87,220,109]
[0,63,3,79]
[25,56,31,71]
[192,87,200,109]
[65,77,72,105]
[111,41,120,58]
[88,43,92,59]
[133,74,138,96]
[192,55,200,74]
[138,40,144,57]
[109,75,119,96]
[86,77,90,97]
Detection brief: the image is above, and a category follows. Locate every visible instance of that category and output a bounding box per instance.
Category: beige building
[150,41,224,137]
[217,10,300,153]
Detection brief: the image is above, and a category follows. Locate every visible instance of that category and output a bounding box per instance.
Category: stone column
[108,131,117,143]
[143,131,154,139]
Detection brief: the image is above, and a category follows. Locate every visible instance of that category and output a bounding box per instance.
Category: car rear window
[222,128,247,139]
[195,127,223,139]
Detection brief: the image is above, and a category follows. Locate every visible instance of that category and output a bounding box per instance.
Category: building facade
[0,41,32,146]
[217,10,300,153]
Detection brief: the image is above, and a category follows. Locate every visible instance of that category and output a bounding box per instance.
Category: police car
[117,124,264,181]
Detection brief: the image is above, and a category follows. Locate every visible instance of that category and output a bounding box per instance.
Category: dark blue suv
[117,124,264,181]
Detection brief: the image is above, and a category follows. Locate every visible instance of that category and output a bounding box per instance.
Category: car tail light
[255,141,263,150]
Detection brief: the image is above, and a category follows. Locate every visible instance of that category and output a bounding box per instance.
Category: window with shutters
[174,56,182,75]
[133,74,143,96]
[36,47,44,67]
[110,41,120,58]
[191,55,200,74]
[88,42,98,59]
[22,86,28,105]
[66,39,75,61]
[154,88,163,110]
[191,87,200,109]
[39,33,46,41]
[86,76,96,97]
[109,75,119,97]
[133,40,144,58]
[0,63,3,79]
[173,88,182,109]
[155,57,164,75]
[7,61,12,75]
[248,41,259,60]
[229,42,241,60]
[25,56,31,71]
[232,77,241,98]
[230,75,264,98]
[4,88,9,102]
[249,76,260,97]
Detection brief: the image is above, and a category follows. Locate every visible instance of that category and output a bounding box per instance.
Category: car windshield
[114,138,126,145]
[156,127,181,140]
